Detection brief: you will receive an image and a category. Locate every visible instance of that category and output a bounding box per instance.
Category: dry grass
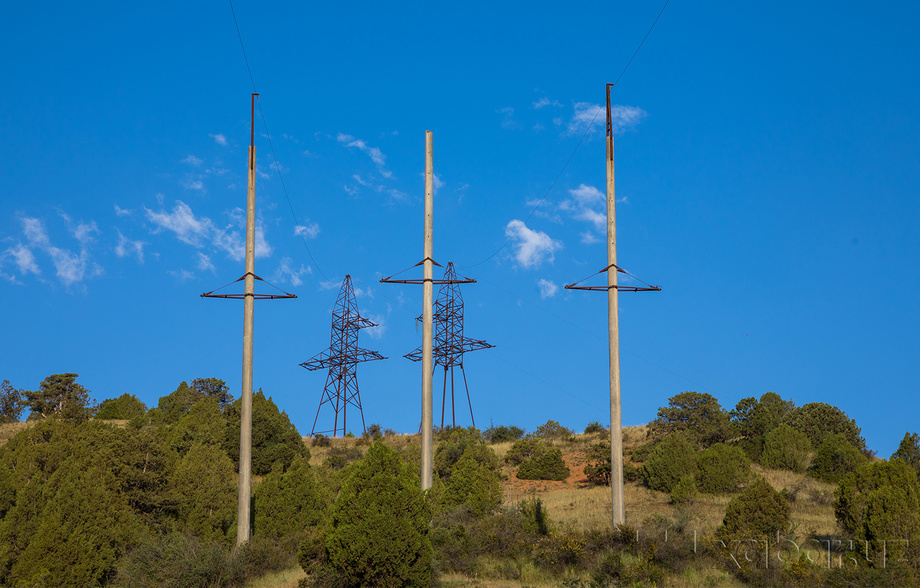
[245,567,306,588]
[0,421,35,447]
[754,464,838,536]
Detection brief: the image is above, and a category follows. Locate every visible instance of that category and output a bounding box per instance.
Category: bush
[96,393,148,420]
[720,477,790,538]
[760,423,811,472]
[253,456,325,539]
[630,441,657,462]
[517,445,570,481]
[320,442,432,587]
[533,419,573,440]
[730,392,795,461]
[650,391,731,447]
[584,421,606,434]
[438,446,502,515]
[311,433,331,447]
[696,443,750,493]
[670,474,698,504]
[504,437,542,465]
[223,389,307,475]
[784,402,866,452]
[113,532,244,588]
[639,433,698,493]
[809,433,867,484]
[483,424,525,443]
[584,440,611,485]
[891,432,920,475]
[834,460,920,569]
[171,443,236,545]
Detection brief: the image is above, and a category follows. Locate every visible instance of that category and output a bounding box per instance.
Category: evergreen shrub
[639,433,697,493]
[720,477,790,538]
[809,433,866,484]
[696,443,750,493]
[760,423,811,472]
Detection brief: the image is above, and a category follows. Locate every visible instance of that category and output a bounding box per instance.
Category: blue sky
[1,2,918,456]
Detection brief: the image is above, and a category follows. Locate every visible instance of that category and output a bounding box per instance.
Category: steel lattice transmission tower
[405,262,493,428]
[300,275,386,436]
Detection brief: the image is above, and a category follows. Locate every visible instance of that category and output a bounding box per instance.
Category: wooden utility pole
[564,84,660,530]
[200,93,296,547]
[237,92,258,545]
[605,84,625,527]
[421,130,434,490]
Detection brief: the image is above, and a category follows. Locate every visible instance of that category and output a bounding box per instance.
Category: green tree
[0,380,24,423]
[584,440,612,485]
[533,419,573,440]
[835,460,920,569]
[96,392,147,420]
[730,392,795,460]
[169,397,227,455]
[483,424,525,443]
[640,433,698,493]
[171,442,237,544]
[322,442,432,587]
[760,423,812,473]
[21,373,94,421]
[432,427,501,514]
[517,445,570,481]
[720,477,790,538]
[223,389,307,475]
[650,391,731,447]
[670,474,698,505]
[191,377,234,410]
[253,456,325,539]
[809,433,867,484]
[784,402,866,452]
[891,432,920,476]
[696,443,750,493]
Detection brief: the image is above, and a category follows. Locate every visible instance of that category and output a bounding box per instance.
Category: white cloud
[580,231,601,245]
[145,201,213,247]
[433,173,444,191]
[337,133,392,178]
[181,178,205,191]
[365,313,386,339]
[212,218,273,262]
[566,102,647,136]
[209,133,228,146]
[114,205,132,217]
[182,155,203,166]
[537,279,559,299]
[168,269,195,282]
[115,230,145,263]
[294,223,320,239]
[273,257,311,287]
[21,216,102,287]
[72,220,99,246]
[319,279,340,291]
[197,252,215,272]
[504,220,562,269]
[560,184,606,233]
[3,243,40,276]
[498,107,519,130]
[533,97,561,109]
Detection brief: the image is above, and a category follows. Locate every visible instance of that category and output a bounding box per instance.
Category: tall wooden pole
[237,92,258,546]
[606,84,625,527]
[421,131,434,490]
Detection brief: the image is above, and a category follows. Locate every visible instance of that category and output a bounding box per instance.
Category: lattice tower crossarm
[301,275,385,436]
[404,262,493,428]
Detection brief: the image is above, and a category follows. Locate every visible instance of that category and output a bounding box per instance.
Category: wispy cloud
[115,231,145,263]
[294,223,320,239]
[168,269,195,283]
[533,97,561,109]
[504,220,562,269]
[209,133,228,146]
[182,155,203,166]
[114,205,133,217]
[273,257,311,287]
[566,102,647,136]
[560,184,606,232]
[537,278,559,299]
[337,133,392,178]
[197,252,214,273]
[20,217,102,287]
[144,200,273,261]
[364,311,387,339]
[1,243,40,281]
[498,107,520,130]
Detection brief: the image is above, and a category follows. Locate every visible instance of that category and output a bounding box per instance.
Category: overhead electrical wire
[461,0,671,269]
[228,0,328,281]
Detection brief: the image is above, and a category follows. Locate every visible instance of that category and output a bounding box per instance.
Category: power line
[227,0,328,280]
[463,0,672,268]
